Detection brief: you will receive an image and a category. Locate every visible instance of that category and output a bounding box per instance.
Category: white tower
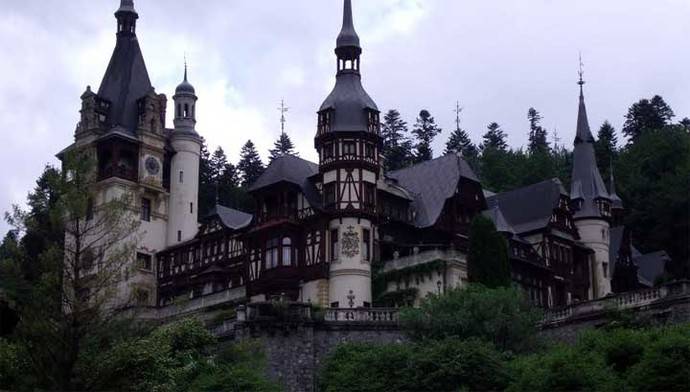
[570,71,612,298]
[167,65,202,245]
[316,0,381,308]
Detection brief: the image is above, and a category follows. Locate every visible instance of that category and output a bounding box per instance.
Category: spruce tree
[481,122,508,151]
[595,121,618,179]
[197,141,216,217]
[467,215,511,288]
[237,140,265,188]
[268,132,298,162]
[381,109,414,171]
[527,108,549,154]
[412,109,442,163]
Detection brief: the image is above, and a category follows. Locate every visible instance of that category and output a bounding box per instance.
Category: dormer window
[367,110,380,133]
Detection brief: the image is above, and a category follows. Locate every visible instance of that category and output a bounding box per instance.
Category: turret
[569,65,612,298]
[316,0,382,308]
[167,64,202,245]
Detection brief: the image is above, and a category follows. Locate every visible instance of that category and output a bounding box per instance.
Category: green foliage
[481,122,508,151]
[468,215,511,288]
[381,109,414,171]
[400,285,541,353]
[237,139,265,188]
[527,107,549,154]
[269,132,298,162]
[412,109,442,162]
[622,95,675,141]
[616,125,690,276]
[320,338,509,392]
[375,288,418,308]
[594,121,618,180]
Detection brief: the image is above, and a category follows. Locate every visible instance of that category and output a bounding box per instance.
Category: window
[137,252,152,271]
[86,198,94,221]
[179,171,184,183]
[135,288,150,306]
[363,229,371,262]
[365,143,375,159]
[325,183,336,206]
[363,183,376,206]
[81,247,95,271]
[265,238,279,269]
[177,230,182,242]
[343,141,356,156]
[331,301,339,308]
[282,237,292,266]
[141,198,151,222]
[190,202,194,214]
[602,262,608,278]
[324,143,334,159]
[331,229,339,261]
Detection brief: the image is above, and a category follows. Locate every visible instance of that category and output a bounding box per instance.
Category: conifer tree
[595,121,618,179]
[237,140,265,188]
[412,109,442,162]
[467,215,511,288]
[622,95,674,141]
[481,122,508,151]
[527,108,549,154]
[381,109,414,171]
[197,141,216,217]
[268,133,298,162]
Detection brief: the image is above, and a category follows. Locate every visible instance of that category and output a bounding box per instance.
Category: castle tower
[168,64,202,245]
[570,72,612,298]
[315,0,382,308]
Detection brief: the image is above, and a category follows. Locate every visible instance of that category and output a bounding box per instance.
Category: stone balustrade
[382,249,465,273]
[323,307,399,323]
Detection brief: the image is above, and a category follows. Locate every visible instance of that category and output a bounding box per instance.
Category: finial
[278,99,289,135]
[117,0,136,13]
[184,54,188,82]
[337,0,361,48]
[454,101,463,131]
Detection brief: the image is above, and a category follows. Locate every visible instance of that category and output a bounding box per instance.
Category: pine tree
[481,122,508,151]
[237,140,265,188]
[622,95,675,141]
[467,215,511,288]
[268,133,298,162]
[412,109,442,163]
[595,121,618,179]
[381,109,414,171]
[527,108,549,154]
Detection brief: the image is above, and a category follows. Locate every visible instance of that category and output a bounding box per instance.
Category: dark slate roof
[208,204,253,230]
[482,206,516,235]
[608,171,624,209]
[570,85,609,218]
[486,178,568,234]
[248,155,322,208]
[175,66,195,95]
[336,0,360,48]
[319,73,378,131]
[635,251,670,286]
[388,154,479,228]
[97,1,152,135]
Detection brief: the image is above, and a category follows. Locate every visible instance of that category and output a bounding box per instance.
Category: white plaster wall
[328,218,372,307]
[167,135,201,246]
[300,279,328,306]
[576,218,611,297]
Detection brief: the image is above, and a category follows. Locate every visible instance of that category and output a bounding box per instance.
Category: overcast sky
[1,0,689,237]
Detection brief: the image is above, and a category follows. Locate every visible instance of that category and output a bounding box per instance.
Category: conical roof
[336,0,360,49]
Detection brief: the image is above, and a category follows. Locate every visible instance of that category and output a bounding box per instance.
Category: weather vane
[454,101,463,131]
[578,52,585,86]
[278,99,289,135]
[552,127,561,150]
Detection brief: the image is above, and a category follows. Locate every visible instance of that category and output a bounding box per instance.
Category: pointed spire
[176,58,195,95]
[337,0,360,49]
[184,55,188,82]
[574,54,594,144]
[117,0,136,14]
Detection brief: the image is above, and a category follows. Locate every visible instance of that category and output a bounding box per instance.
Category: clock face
[145,157,160,175]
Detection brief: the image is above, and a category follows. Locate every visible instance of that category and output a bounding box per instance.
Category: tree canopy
[268,132,298,162]
[412,109,442,162]
[237,140,265,188]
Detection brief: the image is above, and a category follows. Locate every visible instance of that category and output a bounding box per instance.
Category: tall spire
[574,54,594,144]
[97,0,151,133]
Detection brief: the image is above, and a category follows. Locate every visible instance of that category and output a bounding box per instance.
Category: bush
[320,339,510,392]
[627,325,690,391]
[400,284,541,353]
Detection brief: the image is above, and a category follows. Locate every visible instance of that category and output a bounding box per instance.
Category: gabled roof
[635,251,670,286]
[486,178,568,234]
[388,154,479,228]
[207,205,253,230]
[97,1,152,135]
[248,155,322,208]
[319,73,378,131]
[482,205,516,235]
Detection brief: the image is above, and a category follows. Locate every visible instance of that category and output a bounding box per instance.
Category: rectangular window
[363,228,371,262]
[141,198,151,222]
[86,198,94,221]
[365,143,375,159]
[179,171,184,183]
[331,229,339,261]
[324,143,334,159]
[265,238,279,269]
[343,141,356,156]
[363,183,376,206]
[190,202,194,214]
[325,183,336,206]
[177,230,182,242]
[137,252,152,271]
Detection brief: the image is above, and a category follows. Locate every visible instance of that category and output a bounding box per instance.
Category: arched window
[177,104,181,118]
[184,103,189,117]
[282,237,292,266]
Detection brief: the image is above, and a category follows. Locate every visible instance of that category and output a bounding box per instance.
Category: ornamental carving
[341,226,360,258]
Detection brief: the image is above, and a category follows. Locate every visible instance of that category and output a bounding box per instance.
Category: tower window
[141,198,151,222]
[177,104,181,117]
[177,230,182,242]
[331,229,339,261]
[325,183,336,206]
[363,229,371,262]
[183,103,189,117]
[282,237,292,266]
[86,198,94,221]
[343,141,356,156]
[265,238,279,269]
[179,171,184,183]
[190,202,194,214]
[137,252,152,271]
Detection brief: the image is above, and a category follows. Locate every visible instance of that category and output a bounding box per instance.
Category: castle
[60,0,669,314]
